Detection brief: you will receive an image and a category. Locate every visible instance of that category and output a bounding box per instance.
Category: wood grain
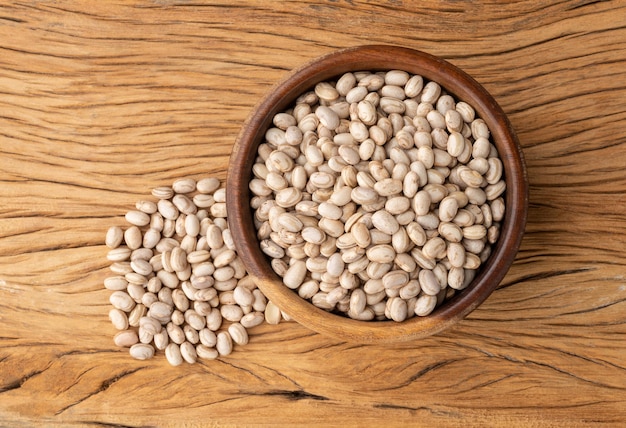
[1,1,625,426]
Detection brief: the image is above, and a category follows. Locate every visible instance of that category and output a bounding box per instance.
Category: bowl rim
[226,45,528,343]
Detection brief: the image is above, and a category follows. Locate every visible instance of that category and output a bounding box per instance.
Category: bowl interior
[226,45,528,343]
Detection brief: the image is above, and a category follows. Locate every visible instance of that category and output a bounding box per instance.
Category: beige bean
[283,260,307,289]
[275,187,302,208]
[264,300,282,325]
[240,311,265,329]
[109,309,129,330]
[327,186,352,206]
[110,291,135,312]
[179,341,197,364]
[172,177,196,194]
[411,247,437,270]
[438,222,463,243]
[414,294,437,316]
[104,276,128,291]
[459,167,484,188]
[371,210,400,235]
[139,316,162,335]
[196,344,219,360]
[354,100,377,126]
[114,330,139,348]
[326,285,348,306]
[404,222,426,247]
[423,183,447,204]
[471,118,490,140]
[391,229,411,254]
[447,242,466,268]
[140,228,160,249]
[193,194,215,209]
[314,81,338,102]
[125,210,151,227]
[260,239,285,259]
[151,186,174,199]
[394,252,417,273]
[404,74,424,98]
[399,280,421,300]
[129,343,155,360]
[106,226,124,249]
[420,81,441,104]
[368,229,391,245]
[488,225,500,245]
[123,226,142,250]
[485,180,506,200]
[388,297,408,322]
[165,343,183,366]
[309,172,336,189]
[412,190,431,216]
[228,323,249,346]
[465,186,487,205]
[455,101,475,123]
[382,270,409,290]
[374,178,403,197]
[447,131,465,157]
[149,301,173,323]
[351,186,378,205]
[491,197,505,222]
[196,177,221,194]
[464,253,482,270]
[351,222,371,248]
[318,217,345,238]
[427,110,446,130]
[206,308,222,331]
[338,144,361,165]
[107,247,131,263]
[305,256,328,273]
[471,136,490,159]
[209,202,227,218]
[130,259,152,277]
[422,237,447,260]
[445,109,463,133]
[463,224,487,240]
[153,330,169,351]
[416,213,440,231]
[379,97,406,114]
[219,304,243,323]
[366,244,396,264]
[448,266,466,290]
[385,196,410,215]
[334,72,356,96]
[438,196,459,222]
[166,322,185,344]
[317,202,342,221]
[140,291,158,308]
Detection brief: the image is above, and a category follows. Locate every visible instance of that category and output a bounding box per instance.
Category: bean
[172,178,196,194]
[196,177,221,194]
[414,294,438,316]
[125,210,151,227]
[110,291,135,312]
[109,309,129,330]
[106,226,124,248]
[216,332,233,356]
[129,343,155,360]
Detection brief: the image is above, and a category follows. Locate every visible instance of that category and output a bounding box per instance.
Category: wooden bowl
[226,45,528,343]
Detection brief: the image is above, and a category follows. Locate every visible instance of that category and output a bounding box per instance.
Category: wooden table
[2,1,625,426]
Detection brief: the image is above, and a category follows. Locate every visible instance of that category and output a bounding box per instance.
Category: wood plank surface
[1,1,625,426]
